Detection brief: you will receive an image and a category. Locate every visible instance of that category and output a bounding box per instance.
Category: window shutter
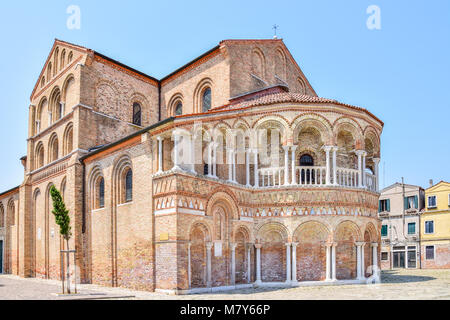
[387,199,390,212]
[378,200,381,212]
[414,195,418,209]
[404,197,408,210]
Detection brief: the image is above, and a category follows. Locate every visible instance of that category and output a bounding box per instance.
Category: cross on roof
[273,24,279,39]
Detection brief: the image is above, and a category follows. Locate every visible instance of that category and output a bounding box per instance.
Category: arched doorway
[293,221,330,281]
[190,223,209,288]
[334,221,360,280]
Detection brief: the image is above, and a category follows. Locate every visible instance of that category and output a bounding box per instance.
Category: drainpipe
[81,160,86,234]
[158,82,162,122]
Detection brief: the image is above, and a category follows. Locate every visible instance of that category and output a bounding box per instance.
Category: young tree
[50,185,72,294]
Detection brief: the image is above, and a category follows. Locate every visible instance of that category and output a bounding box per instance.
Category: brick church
[0,38,383,293]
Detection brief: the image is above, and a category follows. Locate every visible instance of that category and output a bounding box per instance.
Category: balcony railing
[259,167,285,187]
[293,166,326,186]
[256,166,377,191]
[336,168,359,188]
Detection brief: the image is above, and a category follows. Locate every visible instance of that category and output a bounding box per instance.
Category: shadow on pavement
[381,271,435,284]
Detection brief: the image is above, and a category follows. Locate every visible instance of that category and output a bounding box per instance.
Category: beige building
[379,183,425,269]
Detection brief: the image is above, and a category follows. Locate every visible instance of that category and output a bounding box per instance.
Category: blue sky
[0,0,449,192]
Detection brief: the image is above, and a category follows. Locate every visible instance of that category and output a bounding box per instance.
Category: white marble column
[285,243,291,283]
[331,243,337,280]
[325,243,332,281]
[283,146,289,186]
[232,150,237,183]
[291,146,297,185]
[246,149,251,186]
[207,143,213,177]
[291,242,298,284]
[323,146,332,185]
[246,243,252,284]
[361,242,366,278]
[362,151,367,188]
[212,142,218,178]
[373,158,380,192]
[355,242,364,280]
[206,242,213,287]
[190,135,196,174]
[356,150,364,188]
[332,147,338,185]
[231,243,237,285]
[253,150,259,187]
[157,136,163,173]
[255,244,262,284]
[227,148,233,182]
[371,242,378,275]
[172,133,181,171]
[188,243,192,288]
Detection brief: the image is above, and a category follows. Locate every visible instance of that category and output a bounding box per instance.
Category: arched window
[300,154,314,166]
[7,200,15,226]
[47,62,52,81]
[0,203,4,228]
[60,50,66,71]
[36,98,47,134]
[49,134,59,163]
[132,103,142,126]
[98,178,105,208]
[41,77,45,88]
[68,52,73,64]
[50,89,62,122]
[175,102,183,116]
[35,143,45,169]
[125,170,133,202]
[54,48,59,76]
[202,88,211,113]
[63,123,74,156]
[61,179,66,201]
[300,154,315,184]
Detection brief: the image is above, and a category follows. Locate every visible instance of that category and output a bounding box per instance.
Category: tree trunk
[66,239,71,294]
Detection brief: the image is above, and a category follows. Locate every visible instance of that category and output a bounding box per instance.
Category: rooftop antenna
[273,24,279,39]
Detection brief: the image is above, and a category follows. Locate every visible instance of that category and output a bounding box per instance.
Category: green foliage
[50,185,72,241]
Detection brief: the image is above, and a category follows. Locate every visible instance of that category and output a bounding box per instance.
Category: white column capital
[328,242,337,248]
[290,145,298,151]
[355,241,365,247]
[371,242,379,248]
[206,242,214,250]
[322,145,334,152]
[254,243,262,249]
[285,242,292,247]
[291,242,299,248]
[230,243,238,250]
[355,149,365,156]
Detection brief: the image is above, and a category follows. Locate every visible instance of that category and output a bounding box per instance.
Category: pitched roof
[426,180,450,192]
[215,91,384,126]
[32,38,318,100]
[380,182,424,193]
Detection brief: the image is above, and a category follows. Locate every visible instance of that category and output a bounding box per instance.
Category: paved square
[0,269,449,300]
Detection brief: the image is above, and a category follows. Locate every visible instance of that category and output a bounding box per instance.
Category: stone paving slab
[0,269,449,300]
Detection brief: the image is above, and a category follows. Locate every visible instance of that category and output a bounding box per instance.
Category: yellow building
[420,181,450,268]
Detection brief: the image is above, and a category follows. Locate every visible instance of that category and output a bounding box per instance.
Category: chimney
[429,179,433,187]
